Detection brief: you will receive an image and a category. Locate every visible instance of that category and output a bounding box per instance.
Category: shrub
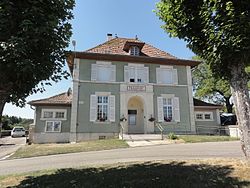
[168,132,178,140]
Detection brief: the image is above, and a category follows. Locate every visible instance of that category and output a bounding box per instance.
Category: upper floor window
[156,66,178,85]
[91,61,116,82]
[124,64,149,83]
[130,46,140,56]
[41,109,67,120]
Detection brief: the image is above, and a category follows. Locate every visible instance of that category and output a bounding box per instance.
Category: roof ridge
[85,37,142,52]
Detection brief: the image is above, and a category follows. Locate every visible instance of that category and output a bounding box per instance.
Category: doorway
[127,96,144,134]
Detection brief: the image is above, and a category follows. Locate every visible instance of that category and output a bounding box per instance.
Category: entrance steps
[121,134,163,141]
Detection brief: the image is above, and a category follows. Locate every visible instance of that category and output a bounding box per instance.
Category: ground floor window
[90,94,115,122]
[157,96,180,123]
[163,98,173,122]
[45,121,61,132]
[97,96,108,121]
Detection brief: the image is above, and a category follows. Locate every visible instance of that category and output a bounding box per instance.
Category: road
[0,136,26,160]
[0,141,243,175]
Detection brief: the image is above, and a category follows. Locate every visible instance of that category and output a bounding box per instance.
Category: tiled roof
[28,92,72,106]
[86,37,177,59]
[193,98,222,108]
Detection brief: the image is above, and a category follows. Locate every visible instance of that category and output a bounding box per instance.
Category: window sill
[44,131,61,133]
[93,121,112,125]
[195,119,214,122]
[41,118,66,121]
[161,121,178,125]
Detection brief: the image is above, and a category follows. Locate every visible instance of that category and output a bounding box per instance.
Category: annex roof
[193,98,222,109]
[28,92,72,106]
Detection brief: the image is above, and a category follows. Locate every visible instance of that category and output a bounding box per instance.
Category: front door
[127,96,144,134]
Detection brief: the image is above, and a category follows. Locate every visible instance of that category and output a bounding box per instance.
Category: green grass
[1,159,249,188]
[179,135,239,143]
[10,139,128,159]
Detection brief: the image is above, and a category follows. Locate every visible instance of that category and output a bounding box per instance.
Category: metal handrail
[154,122,164,140]
[119,122,125,140]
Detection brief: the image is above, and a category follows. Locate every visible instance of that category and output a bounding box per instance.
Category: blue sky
[3,0,194,118]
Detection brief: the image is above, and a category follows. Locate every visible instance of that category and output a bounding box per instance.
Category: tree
[192,57,233,113]
[156,0,250,157]
[0,1,75,135]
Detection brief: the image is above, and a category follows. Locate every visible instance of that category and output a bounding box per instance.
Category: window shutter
[157,97,164,122]
[144,67,149,83]
[109,95,115,122]
[91,64,98,81]
[110,65,116,82]
[124,66,129,82]
[89,95,97,122]
[173,69,178,85]
[173,97,180,122]
[156,68,161,83]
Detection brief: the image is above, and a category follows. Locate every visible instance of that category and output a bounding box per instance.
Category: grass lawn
[9,139,128,159]
[0,159,249,188]
[179,135,239,143]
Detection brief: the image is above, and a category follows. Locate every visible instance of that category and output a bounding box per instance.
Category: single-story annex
[29,35,222,143]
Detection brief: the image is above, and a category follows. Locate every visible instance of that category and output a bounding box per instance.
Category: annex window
[157,96,180,123]
[196,113,203,120]
[130,46,140,56]
[156,66,178,85]
[45,121,61,132]
[91,62,116,82]
[90,94,115,122]
[195,112,213,121]
[41,109,67,120]
[124,64,149,83]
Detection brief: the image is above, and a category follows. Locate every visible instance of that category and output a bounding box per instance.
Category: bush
[168,132,178,140]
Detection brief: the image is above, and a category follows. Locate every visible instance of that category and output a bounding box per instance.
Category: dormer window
[123,41,145,56]
[130,46,140,56]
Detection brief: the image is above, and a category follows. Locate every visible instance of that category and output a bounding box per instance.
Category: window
[163,98,173,122]
[156,66,178,85]
[44,111,53,118]
[196,113,203,120]
[90,94,115,122]
[41,109,67,120]
[45,121,61,132]
[97,96,109,121]
[55,112,65,119]
[91,63,116,82]
[124,65,149,83]
[195,112,213,121]
[130,46,140,56]
[157,96,180,123]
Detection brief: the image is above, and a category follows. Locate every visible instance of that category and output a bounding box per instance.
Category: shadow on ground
[10,162,250,188]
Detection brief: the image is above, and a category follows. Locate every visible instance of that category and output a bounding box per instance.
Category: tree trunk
[230,63,250,158]
[0,92,8,138]
[225,96,233,113]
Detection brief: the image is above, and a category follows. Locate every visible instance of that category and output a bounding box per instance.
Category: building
[29,35,222,143]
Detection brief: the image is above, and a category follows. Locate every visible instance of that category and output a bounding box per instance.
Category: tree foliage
[156,0,250,157]
[0,0,75,107]
[192,57,233,112]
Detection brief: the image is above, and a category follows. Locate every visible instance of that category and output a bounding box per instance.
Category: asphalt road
[0,141,243,175]
[0,136,26,160]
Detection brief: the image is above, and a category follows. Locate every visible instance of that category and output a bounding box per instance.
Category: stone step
[120,134,163,141]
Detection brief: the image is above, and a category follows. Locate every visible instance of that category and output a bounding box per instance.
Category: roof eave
[66,51,201,74]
